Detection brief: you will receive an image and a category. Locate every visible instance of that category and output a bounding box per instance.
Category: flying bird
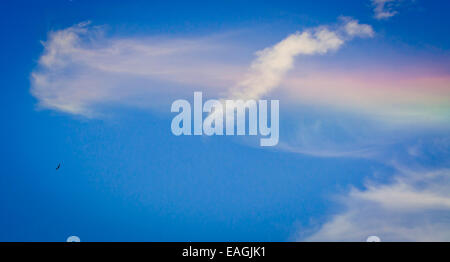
[56,163,61,170]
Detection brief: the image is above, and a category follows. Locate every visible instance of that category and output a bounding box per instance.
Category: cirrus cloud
[31,18,374,117]
[31,22,244,117]
[303,167,450,241]
[372,0,401,20]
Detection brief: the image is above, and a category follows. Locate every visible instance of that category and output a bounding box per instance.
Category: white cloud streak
[31,18,373,117]
[303,167,450,241]
[31,22,243,117]
[372,0,400,20]
[229,18,374,100]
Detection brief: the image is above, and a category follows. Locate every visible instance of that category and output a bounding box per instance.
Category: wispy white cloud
[229,18,373,100]
[32,18,374,118]
[32,20,449,157]
[342,17,375,37]
[31,22,244,117]
[302,167,450,241]
[372,0,400,20]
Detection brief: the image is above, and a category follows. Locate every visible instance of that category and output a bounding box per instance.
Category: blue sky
[1,0,450,241]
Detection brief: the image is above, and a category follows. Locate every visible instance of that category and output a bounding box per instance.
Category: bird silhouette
[56,163,61,170]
